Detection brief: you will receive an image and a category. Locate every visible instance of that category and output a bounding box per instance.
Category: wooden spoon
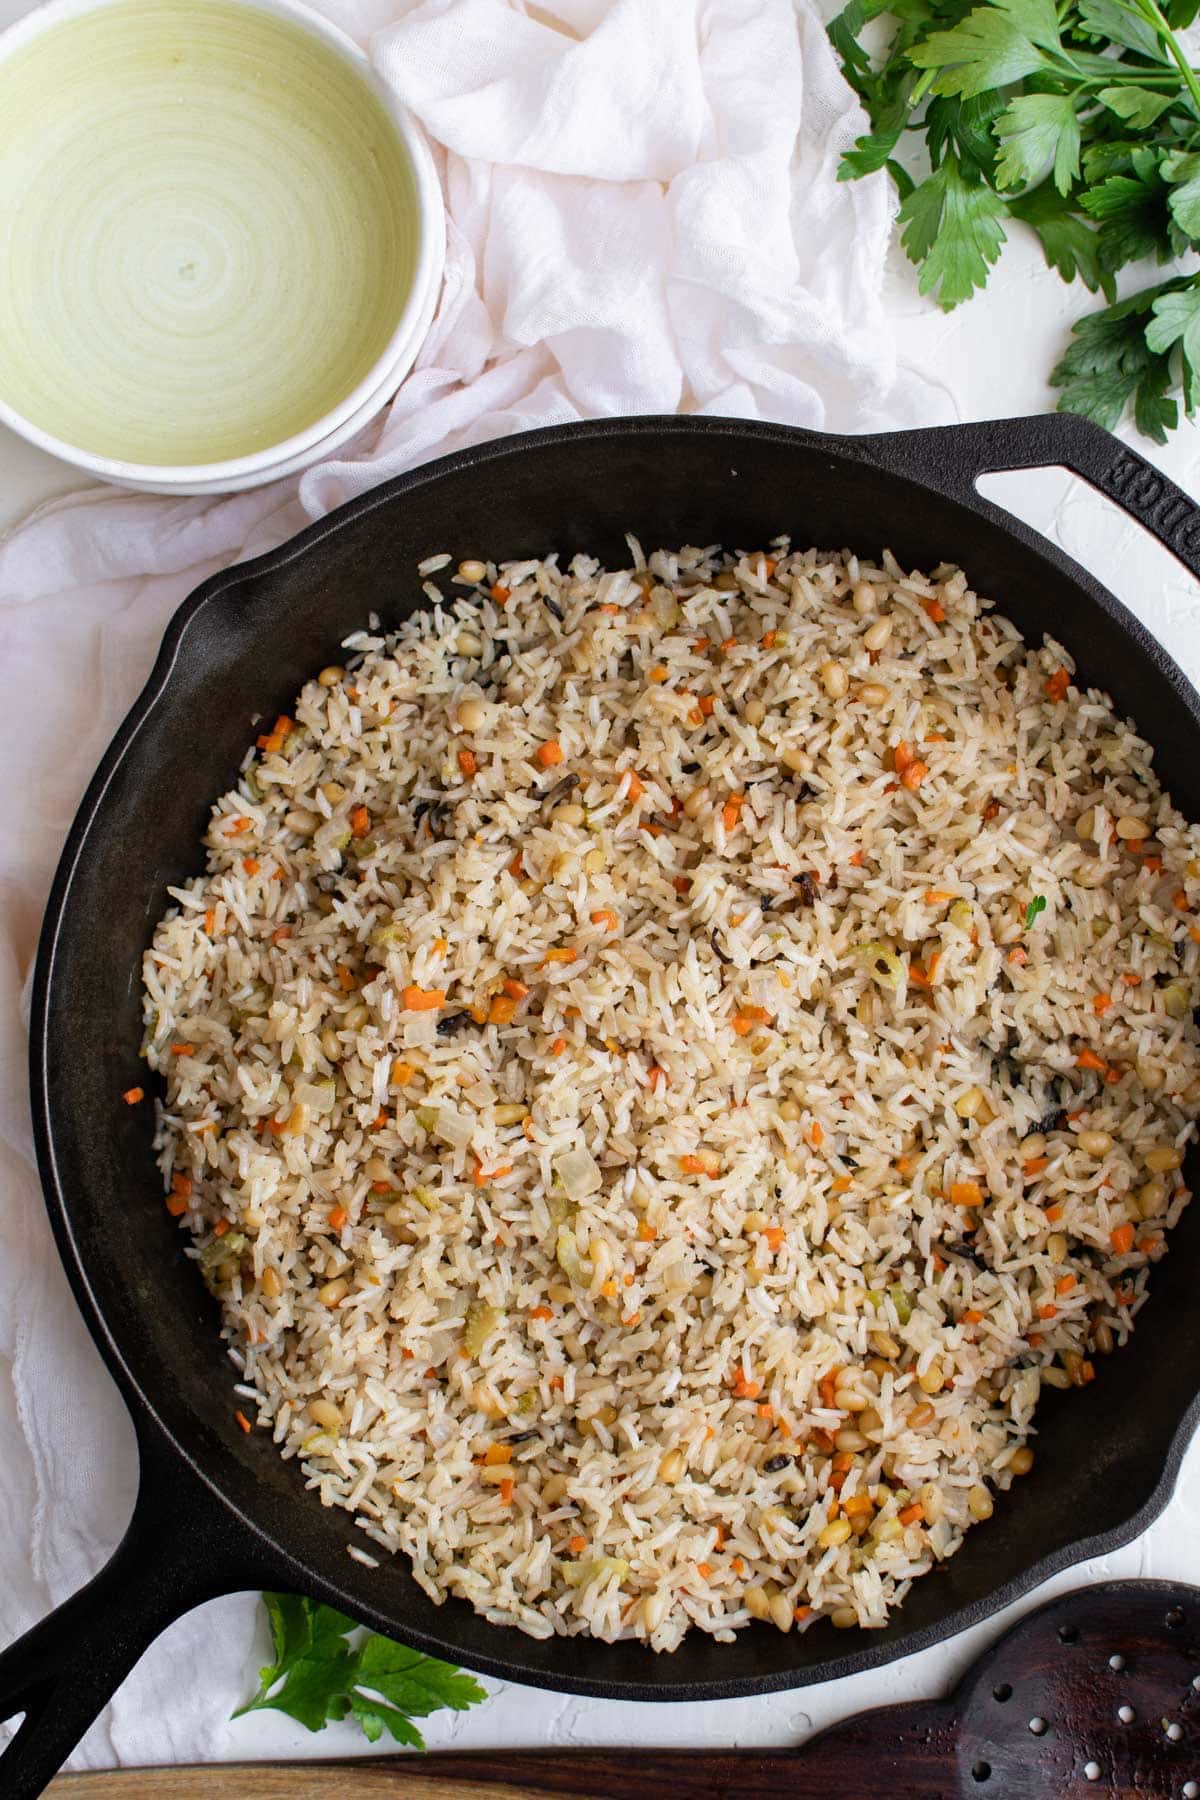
[48,1580,1200,1799]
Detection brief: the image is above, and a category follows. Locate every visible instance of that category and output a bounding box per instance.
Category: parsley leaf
[1146,278,1200,410]
[233,1593,487,1748]
[910,7,1055,97]
[828,0,1200,438]
[995,93,1082,194]
[1025,895,1048,927]
[1008,182,1114,294]
[899,153,1008,304]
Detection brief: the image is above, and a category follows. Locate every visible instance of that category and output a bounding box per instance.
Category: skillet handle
[858,412,1200,585]
[0,1429,273,1800]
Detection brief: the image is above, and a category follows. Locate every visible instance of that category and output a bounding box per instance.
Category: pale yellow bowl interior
[0,0,418,467]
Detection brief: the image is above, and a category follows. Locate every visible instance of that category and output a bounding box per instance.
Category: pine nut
[683,786,710,820]
[820,659,849,699]
[1020,1133,1047,1158]
[456,630,483,656]
[1075,807,1096,841]
[918,1358,944,1395]
[852,582,876,614]
[909,1402,935,1429]
[870,1330,901,1360]
[1115,815,1148,839]
[1047,1232,1068,1264]
[458,559,488,583]
[835,1427,868,1452]
[1137,1177,1166,1218]
[456,696,488,732]
[919,1481,944,1522]
[284,809,319,835]
[309,1399,342,1431]
[584,847,606,875]
[863,615,893,651]
[318,1277,349,1306]
[858,682,889,707]
[830,1605,858,1629]
[967,1484,994,1520]
[769,1593,794,1633]
[659,1449,686,1483]
[1144,1146,1183,1173]
[260,1266,283,1298]
[818,1517,853,1548]
[744,1584,771,1621]
[1077,1130,1112,1156]
[954,1086,984,1119]
[744,700,767,727]
[321,1028,341,1060]
[553,803,586,826]
[317,665,345,687]
[493,1103,528,1125]
[541,1473,570,1505]
[781,746,812,773]
[1009,1446,1034,1475]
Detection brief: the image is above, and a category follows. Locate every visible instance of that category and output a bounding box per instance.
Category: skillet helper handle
[863,411,1200,586]
[0,1433,270,1800]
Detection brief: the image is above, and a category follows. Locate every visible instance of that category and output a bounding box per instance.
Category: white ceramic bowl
[0,0,444,494]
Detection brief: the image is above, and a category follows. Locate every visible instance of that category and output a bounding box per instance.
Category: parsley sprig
[828,0,1200,440]
[233,1594,487,1747]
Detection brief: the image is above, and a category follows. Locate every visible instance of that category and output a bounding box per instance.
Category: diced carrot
[1076,1048,1107,1072]
[329,1206,348,1232]
[963,1308,984,1324]
[646,1066,668,1092]
[235,1410,252,1434]
[499,1477,515,1504]
[391,1060,415,1087]
[756,1403,774,1420]
[849,848,865,867]
[921,598,945,623]
[721,792,745,833]
[932,1252,947,1272]
[591,909,619,931]
[696,694,715,718]
[1008,946,1028,966]
[536,741,566,771]
[909,952,941,988]
[1037,1303,1058,1320]
[764,1227,785,1252]
[488,995,518,1026]
[1024,1156,1050,1178]
[623,769,645,804]
[981,800,1001,821]
[402,986,446,1011]
[508,851,524,878]
[490,583,511,606]
[1055,1273,1076,1295]
[1028,1333,1044,1347]
[458,748,478,779]
[1175,890,1191,912]
[170,1043,195,1057]
[473,1162,513,1187]
[898,1502,924,1527]
[1111,1222,1135,1255]
[731,1372,761,1399]
[336,964,358,992]
[1142,854,1163,873]
[637,1222,657,1244]
[1045,1204,1064,1222]
[123,1086,145,1105]
[648,665,669,683]
[213,1218,230,1239]
[350,805,370,838]
[597,603,622,616]
[679,1155,709,1175]
[1093,993,1113,1016]
[925,890,954,904]
[731,1014,755,1037]
[950,1180,984,1207]
[893,740,914,773]
[551,1037,566,1056]
[484,1443,513,1466]
[541,945,579,966]
[832,1174,853,1194]
[1045,667,1070,702]
[204,909,218,936]
[842,1494,875,1517]
[901,760,930,791]
[241,857,261,878]
[761,629,777,649]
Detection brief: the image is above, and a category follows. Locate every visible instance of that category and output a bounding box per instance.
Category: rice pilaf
[141,538,1200,1649]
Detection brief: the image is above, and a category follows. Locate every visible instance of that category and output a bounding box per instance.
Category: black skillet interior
[7,412,1200,1796]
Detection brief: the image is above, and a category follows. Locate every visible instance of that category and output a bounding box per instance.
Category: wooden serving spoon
[49,1581,1200,1799]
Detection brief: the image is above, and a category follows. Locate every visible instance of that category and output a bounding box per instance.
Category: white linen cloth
[0,0,919,1769]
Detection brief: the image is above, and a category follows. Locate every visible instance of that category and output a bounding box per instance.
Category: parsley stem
[1131,0,1200,115]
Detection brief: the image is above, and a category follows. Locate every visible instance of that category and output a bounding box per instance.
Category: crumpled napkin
[0,0,915,1769]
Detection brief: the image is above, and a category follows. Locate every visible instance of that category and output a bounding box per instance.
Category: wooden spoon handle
[48,1745,825,1799]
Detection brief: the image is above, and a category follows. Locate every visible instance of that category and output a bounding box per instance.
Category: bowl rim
[0,0,445,488]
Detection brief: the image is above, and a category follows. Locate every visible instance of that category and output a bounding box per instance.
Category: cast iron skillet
[5,412,1200,1798]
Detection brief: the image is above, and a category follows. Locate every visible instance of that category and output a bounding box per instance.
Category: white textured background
[3,110,1200,1779]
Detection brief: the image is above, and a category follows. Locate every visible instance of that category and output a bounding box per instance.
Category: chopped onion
[295,1079,337,1116]
[433,1105,475,1150]
[854,941,905,992]
[553,1145,602,1200]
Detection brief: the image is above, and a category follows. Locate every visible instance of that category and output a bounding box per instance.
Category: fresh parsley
[1026,894,1048,927]
[828,0,1200,439]
[233,1593,487,1747]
